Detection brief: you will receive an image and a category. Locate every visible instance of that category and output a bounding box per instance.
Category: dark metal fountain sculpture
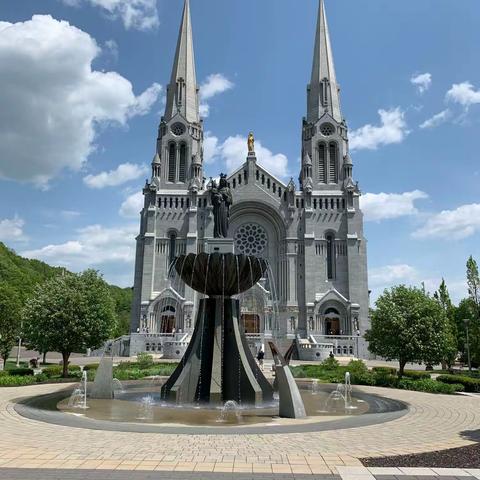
[161,252,274,405]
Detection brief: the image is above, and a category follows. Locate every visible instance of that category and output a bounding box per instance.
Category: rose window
[320,123,335,136]
[171,123,186,136]
[234,223,267,256]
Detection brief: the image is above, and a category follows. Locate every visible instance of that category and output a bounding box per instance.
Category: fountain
[161,251,274,405]
[318,371,357,413]
[216,400,242,423]
[68,370,88,409]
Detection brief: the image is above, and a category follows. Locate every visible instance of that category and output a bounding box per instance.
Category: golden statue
[247,132,255,153]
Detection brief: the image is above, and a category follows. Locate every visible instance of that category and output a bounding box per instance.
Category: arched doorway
[160,305,176,333]
[324,307,341,335]
[242,314,260,334]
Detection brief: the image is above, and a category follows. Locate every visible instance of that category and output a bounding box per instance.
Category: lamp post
[464,318,472,372]
[356,330,361,359]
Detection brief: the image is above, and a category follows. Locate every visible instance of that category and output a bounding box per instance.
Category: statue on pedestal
[248,132,255,154]
[210,173,232,238]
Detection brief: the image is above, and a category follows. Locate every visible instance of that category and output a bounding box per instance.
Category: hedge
[82,364,99,371]
[436,374,480,393]
[7,368,34,377]
[402,370,431,380]
[0,375,37,387]
[372,366,397,375]
[42,365,81,378]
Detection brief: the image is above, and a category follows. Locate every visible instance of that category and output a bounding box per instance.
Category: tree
[366,285,453,376]
[467,256,480,318]
[23,270,115,377]
[0,283,22,368]
[434,279,458,368]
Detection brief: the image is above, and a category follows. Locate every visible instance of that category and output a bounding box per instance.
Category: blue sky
[0,0,479,302]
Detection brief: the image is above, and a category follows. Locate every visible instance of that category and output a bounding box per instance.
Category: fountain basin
[14,380,408,435]
[174,252,268,296]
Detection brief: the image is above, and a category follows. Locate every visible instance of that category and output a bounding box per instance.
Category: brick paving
[0,384,478,476]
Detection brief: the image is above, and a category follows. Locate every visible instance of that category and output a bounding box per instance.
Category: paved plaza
[0,384,479,479]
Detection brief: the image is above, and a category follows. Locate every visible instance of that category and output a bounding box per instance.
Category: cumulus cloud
[420,109,451,129]
[446,81,480,109]
[0,15,162,187]
[119,191,144,218]
[360,191,428,222]
[22,224,138,269]
[62,0,159,31]
[349,108,409,151]
[413,203,480,240]
[204,133,289,179]
[369,264,419,289]
[84,163,148,189]
[0,216,26,242]
[199,74,234,118]
[410,72,432,94]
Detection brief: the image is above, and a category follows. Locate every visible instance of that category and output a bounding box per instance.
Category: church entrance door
[242,314,260,334]
[325,317,340,336]
[160,315,176,334]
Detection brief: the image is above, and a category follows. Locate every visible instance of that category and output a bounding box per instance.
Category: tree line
[366,255,480,375]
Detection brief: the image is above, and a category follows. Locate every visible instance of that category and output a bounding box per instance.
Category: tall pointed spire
[164,0,199,123]
[307,0,342,123]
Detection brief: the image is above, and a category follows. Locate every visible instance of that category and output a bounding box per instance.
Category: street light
[464,318,472,372]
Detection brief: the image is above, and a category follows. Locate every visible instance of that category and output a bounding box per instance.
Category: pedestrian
[257,348,265,371]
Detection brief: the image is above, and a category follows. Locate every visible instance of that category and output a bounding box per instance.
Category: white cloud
[369,264,419,289]
[204,133,289,178]
[0,216,26,242]
[349,108,409,151]
[104,39,118,61]
[420,109,451,129]
[446,81,480,108]
[413,203,480,240]
[119,191,144,218]
[62,0,159,31]
[199,73,234,118]
[0,15,162,187]
[84,162,148,189]
[410,72,432,94]
[22,224,138,269]
[360,190,428,221]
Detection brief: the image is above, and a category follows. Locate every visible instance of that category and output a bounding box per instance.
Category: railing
[311,335,357,357]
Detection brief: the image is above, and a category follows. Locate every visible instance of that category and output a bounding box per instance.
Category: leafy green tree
[467,256,480,318]
[434,279,458,368]
[23,270,115,377]
[366,285,453,376]
[0,283,22,368]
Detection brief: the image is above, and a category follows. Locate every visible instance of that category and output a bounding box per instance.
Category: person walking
[257,348,265,371]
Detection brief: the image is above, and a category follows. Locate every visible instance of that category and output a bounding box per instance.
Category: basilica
[128,0,370,360]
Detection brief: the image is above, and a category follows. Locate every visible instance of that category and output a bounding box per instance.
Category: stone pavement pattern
[0,384,478,476]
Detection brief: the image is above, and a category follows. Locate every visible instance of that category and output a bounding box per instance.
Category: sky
[0,0,479,303]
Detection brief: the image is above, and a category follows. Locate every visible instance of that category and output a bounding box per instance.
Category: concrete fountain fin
[90,356,114,400]
[268,341,307,419]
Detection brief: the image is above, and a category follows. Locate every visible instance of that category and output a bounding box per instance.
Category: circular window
[320,123,335,137]
[234,223,267,256]
[171,123,186,136]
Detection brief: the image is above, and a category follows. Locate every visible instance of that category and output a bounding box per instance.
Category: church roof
[307,0,342,123]
[164,0,199,124]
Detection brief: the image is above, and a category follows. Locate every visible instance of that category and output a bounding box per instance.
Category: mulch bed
[361,443,480,468]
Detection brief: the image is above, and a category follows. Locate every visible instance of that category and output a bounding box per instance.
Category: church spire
[307,0,342,123]
[164,0,199,124]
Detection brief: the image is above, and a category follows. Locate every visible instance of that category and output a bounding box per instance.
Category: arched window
[318,143,326,183]
[179,144,186,183]
[169,232,177,266]
[168,143,176,182]
[329,142,337,183]
[326,233,335,280]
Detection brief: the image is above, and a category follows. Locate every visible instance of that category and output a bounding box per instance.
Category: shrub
[321,357,340,370]
[34,373,49,383]
[437,374,480,393]
[136,353,154,369]
[403,370,431,380]
[347,360,368,375]
[7,368,34,377]
[372,366,397,375]
[42,365,81,378]
[112,363,177,381]
[397,378,464,394]
[0,375,37,387]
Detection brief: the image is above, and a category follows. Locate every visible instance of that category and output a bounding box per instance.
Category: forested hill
[0,242,132,336]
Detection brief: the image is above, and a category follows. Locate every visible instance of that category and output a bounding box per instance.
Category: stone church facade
[128,0,370,359]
